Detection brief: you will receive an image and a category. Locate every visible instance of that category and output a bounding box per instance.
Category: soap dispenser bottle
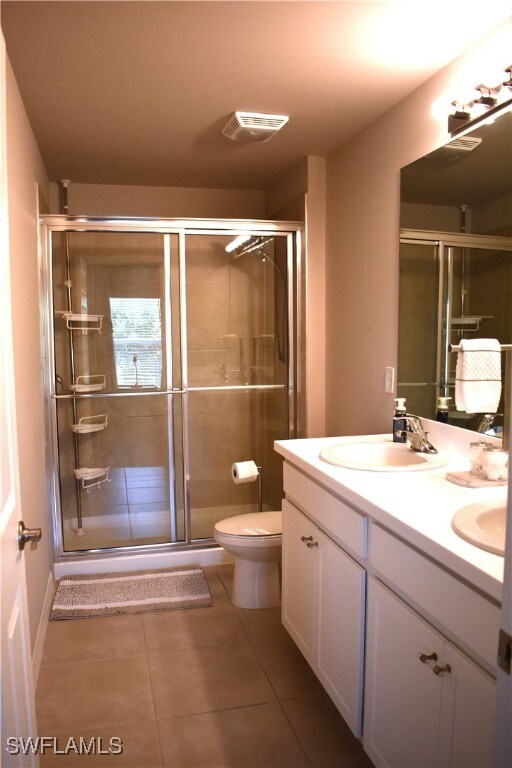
[393,397,407,443]
[436,396,451,424]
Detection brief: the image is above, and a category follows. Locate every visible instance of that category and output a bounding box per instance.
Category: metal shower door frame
[39,216,302,562]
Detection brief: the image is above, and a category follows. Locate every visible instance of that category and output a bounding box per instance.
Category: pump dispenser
[393,397,408,443]
[436,396,451,424]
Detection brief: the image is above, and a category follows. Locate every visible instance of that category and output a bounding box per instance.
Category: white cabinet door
[364,578,443,768]
[316,526,365,737]
[282,499,318,664]
[439,643,496,768]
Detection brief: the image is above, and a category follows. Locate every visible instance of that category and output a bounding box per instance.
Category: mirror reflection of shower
[398,231,512,434]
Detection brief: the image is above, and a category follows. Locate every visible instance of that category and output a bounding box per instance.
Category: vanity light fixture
[448,65,512,135]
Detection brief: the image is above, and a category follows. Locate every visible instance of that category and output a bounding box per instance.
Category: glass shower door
[184,233,291,539]
[51,231,185,551]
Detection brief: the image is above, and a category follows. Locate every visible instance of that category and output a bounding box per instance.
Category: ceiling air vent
[222,111,289,142]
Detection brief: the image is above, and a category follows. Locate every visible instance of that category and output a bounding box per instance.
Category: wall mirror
[398,108,512,435]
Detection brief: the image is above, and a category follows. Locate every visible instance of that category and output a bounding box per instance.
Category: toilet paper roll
[232,460,259,484]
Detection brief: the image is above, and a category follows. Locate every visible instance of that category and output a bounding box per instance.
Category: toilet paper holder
[232,461,263,512]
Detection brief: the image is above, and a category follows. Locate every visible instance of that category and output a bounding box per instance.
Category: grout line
[141,617,165,768]
[275,697,315,768]
[153,699,279,723]
[40,651,148,669]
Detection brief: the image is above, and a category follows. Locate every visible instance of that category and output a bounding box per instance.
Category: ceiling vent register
[222,111,289,142]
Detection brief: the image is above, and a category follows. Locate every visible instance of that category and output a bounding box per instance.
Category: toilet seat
[214,511,281,539]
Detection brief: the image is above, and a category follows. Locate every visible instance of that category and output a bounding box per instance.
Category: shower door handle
[18,521,42,551]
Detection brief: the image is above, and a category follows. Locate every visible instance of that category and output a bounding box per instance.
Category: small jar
[482,445,508,481]
[469,440,486,477]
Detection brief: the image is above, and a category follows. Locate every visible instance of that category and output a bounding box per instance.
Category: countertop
[275,427,506,603]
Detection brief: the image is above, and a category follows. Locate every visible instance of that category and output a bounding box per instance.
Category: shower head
[230,236,284,276]
[231,236,272,259]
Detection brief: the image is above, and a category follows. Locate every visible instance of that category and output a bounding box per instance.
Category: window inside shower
[44,223,298,556]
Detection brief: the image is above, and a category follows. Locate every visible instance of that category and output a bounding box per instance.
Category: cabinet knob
[306,540,319,548]
[418,652,438,665]
[432,663,451,676]
[301,535,313,543]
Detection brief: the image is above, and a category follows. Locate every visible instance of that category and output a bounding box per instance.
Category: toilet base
[231,558,281,609]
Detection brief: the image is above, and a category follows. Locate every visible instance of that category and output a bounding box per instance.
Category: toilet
[214,510,282,609]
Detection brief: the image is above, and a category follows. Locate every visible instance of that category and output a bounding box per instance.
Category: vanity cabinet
[282,498,366,737]
[364,578,496,768]
[278,453,501,768]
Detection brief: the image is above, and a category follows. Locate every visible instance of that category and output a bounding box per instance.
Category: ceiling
[2,1,511,190]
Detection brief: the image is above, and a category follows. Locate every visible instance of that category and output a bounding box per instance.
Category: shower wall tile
[128,502,170,517]
[187,284,229,350]
[128,504,170,522]
[398,349,437,384]
[126,475,169,489]
[189,479,230,510]
[228,481,259,507]
[127,486,169,506]
[100,416,168,467]
[188,391,264,415]
[187,349,226,387]
[186,243,229,285]
[125,465,167,478]
[130,520,171,542]
[80,486,128,512]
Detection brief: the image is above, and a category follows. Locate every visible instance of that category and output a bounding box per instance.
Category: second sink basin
[319,440,449,472]
[452,501,507,556]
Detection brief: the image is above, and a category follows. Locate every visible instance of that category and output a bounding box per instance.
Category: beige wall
[266,156,326,438]
[325,19,511,437]
[6,59,51,651]
[49,181,266,220]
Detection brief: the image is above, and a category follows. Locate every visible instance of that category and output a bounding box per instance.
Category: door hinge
[497,629,511,675]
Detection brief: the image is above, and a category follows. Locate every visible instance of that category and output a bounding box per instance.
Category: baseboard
[53,545,233,579]
[32,570,55,687]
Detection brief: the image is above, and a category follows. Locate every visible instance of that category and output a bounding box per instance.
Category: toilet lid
[214,511,282,537]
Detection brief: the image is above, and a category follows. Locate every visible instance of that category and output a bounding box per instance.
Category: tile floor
[36,564,374,768]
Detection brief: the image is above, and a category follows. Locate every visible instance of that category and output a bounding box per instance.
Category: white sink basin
[319,440,449,472]
[452,501,507,556]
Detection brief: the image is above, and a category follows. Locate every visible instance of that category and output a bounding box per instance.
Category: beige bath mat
[50,566,212,620]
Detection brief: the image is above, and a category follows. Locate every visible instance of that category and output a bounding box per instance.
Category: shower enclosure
[398,229,512,429]
[40,217,302,559]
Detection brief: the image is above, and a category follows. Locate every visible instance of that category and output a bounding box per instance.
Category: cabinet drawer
[370,524,500,669]
[283,463,367,558]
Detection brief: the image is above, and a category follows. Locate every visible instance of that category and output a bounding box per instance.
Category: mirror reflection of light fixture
[448,65,512,135]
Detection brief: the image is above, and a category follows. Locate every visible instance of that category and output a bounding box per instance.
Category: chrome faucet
[394,414,438,454]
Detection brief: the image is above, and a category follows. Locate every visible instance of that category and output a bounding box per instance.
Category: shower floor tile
[62,513,132,547]
[36,564,374,768]
[61,465,176,548]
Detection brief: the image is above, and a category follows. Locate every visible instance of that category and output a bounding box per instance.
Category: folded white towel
[455,338,502,413]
